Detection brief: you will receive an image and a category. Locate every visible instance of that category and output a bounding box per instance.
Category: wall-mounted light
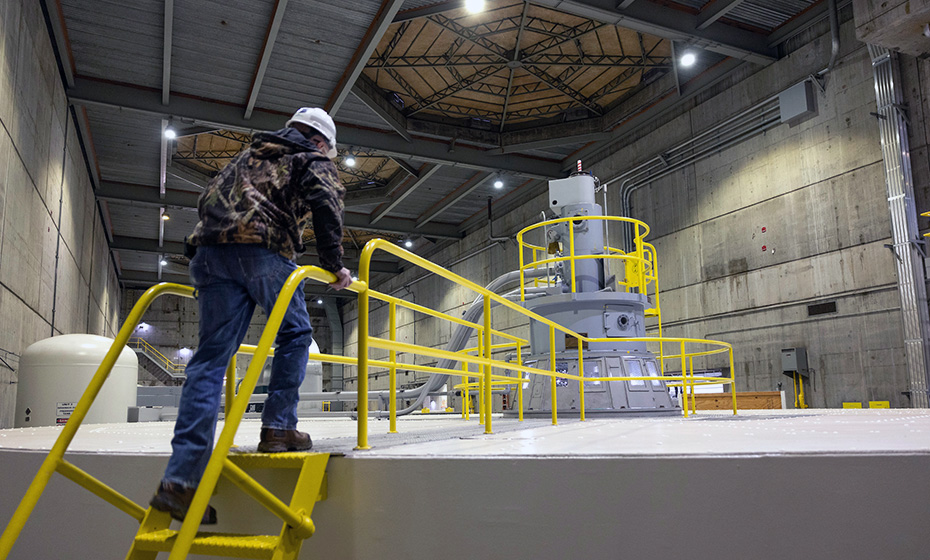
[680,52,697,68]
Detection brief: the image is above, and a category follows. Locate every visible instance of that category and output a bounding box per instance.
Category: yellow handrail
[516,215,655,300]
[0,282,196,558]
[2,227,736,558]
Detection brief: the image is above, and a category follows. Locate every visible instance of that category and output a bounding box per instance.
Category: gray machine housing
[506,173,678,417]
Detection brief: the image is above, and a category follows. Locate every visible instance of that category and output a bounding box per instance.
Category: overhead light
[680,52,697,68]
[164,127,177,140]
[161,213,170,221]
[160,259,168,266]
[493,179,504,189]
[316,298,323,305]
[345,155,357,167]
[464,0,485,13]
[352,275,358,282]
[404,240,413,248]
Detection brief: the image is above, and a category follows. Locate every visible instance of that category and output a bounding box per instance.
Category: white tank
[298,339,324,413]
[15,334,138,428]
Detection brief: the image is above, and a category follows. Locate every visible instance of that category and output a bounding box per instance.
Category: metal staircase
[129,338,187,386]
[0,276,347,560]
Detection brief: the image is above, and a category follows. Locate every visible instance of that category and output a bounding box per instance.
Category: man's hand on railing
[329,267,353,290]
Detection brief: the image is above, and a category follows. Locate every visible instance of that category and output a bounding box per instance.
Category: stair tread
[135,529,278,557]
[228,451,324,469]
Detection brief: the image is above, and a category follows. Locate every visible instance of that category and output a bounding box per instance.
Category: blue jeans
[162,244,313,487]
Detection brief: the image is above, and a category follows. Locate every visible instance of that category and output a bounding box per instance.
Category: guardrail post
[729,349,738,415]
[388,301,398,434]
[461,362,469,420]
[688,356,697,414]
[680,340,689,418]
[577,336,585,422]
[516,344,524,422]
[483,294,492,434]
[224,355,236,418]
[569,225,577,294]
[549,326,558,426]
[357,285,371,450]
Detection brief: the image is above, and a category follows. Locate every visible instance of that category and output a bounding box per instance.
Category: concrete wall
[341,15,921,410]
[0,0,121,428]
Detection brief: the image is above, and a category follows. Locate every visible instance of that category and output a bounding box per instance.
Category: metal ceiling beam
[565,56,745,166]
[245,0,288,119]
[167,163,211,190]
[40,0,75,88]
[162,0,174,105]
[326,0,407,115]
[393,1,465,22]
[617,0,636,8]
[371,164,441,224]
[346,211,461,239]
[417,171,494,228]
[351,73,412,142]
[697,0,748,30]
[534,0,776,64]
[67,77,562,178]
[97,180,200,208]
[766,0,850,48]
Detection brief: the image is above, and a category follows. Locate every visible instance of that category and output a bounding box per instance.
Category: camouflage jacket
[187,127,345,272]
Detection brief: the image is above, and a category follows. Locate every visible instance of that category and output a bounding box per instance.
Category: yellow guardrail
[1,232,735,558]
[517,215,655,300]
[127,337,186,375]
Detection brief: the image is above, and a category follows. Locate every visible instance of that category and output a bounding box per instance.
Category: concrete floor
[2,409,929,559]
[2,408,928,457]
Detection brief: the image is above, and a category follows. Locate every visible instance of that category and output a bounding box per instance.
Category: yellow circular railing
[516,215,657,300]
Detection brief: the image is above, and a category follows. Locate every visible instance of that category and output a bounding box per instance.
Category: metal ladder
[0,274,340,560]
[127,452,329,560]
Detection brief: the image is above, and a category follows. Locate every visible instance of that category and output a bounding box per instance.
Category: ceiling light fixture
[404,240,413,248]
[680,52,697,68]
[164,127,177,140]
[493,179,504,189]
[316,298,323,305]
[465,0,485,13]
[345,155,357,168]
[160,259,168,266]
[161,213,170,221]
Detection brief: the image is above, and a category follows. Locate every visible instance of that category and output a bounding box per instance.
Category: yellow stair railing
[0,269,365,560]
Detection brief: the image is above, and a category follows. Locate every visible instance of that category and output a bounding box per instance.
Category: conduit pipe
[826,0,840,75]
[868,45,930,407]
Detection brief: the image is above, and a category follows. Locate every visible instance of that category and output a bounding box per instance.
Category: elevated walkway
[0,410,928,559]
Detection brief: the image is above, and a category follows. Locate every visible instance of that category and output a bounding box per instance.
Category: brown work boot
[258,427,313,453]
[150,481,218,524]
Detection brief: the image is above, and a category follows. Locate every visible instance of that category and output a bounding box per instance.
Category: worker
[149,107,353,524]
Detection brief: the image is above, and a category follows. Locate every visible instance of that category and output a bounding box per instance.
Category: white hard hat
[287,107,337,158]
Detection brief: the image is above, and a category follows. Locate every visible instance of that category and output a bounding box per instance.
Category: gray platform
[1,409,929,559]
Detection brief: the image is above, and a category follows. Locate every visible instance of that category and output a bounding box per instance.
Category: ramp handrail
[128,337,187,376]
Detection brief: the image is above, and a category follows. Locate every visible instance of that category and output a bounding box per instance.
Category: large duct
[322,299,345,411]
[868,44,930,407]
